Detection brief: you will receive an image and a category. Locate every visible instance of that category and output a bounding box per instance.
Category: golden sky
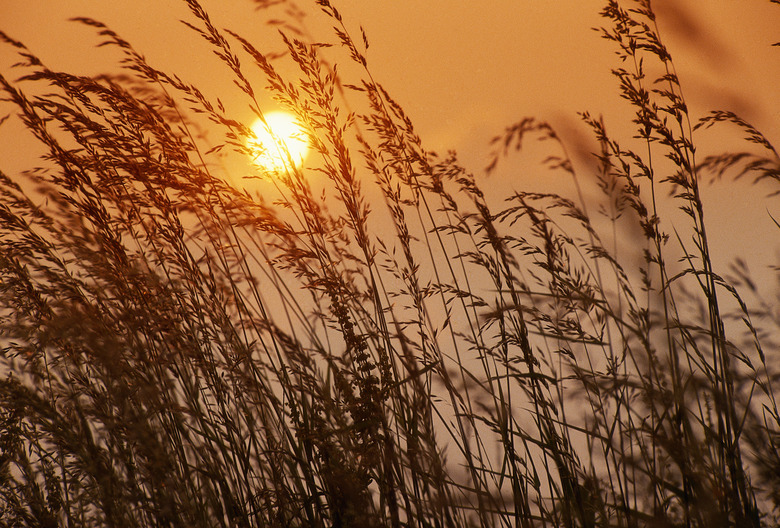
[2,0,779,267]
[3,1,778,155]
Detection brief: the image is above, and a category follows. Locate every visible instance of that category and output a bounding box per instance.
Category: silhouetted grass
[1,0,779,526]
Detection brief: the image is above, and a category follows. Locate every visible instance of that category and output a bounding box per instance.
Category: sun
[247,112,310,172]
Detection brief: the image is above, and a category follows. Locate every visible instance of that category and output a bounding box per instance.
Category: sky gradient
[2,0,779,270]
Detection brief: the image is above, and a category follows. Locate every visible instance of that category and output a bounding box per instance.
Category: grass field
[1,0,779,526]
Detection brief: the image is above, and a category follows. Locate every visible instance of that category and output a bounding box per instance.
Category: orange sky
[2,0,779,269]
[3,1,778,156]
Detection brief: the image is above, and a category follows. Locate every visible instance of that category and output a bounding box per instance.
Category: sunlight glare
[247,112,310,172]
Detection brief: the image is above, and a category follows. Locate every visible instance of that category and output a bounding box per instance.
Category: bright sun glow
[247,112,309,172]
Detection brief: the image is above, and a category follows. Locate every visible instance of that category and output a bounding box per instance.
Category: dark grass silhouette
[1,0,779,526]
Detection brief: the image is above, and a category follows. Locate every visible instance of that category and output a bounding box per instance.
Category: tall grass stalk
[1,0,779,526]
